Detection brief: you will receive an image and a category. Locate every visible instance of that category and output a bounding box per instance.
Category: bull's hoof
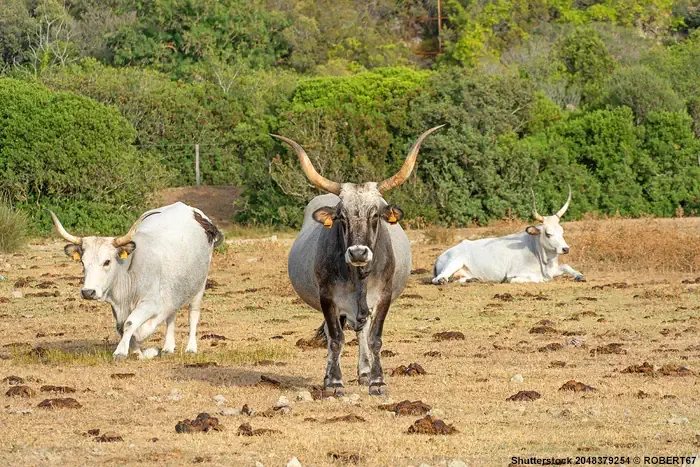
[324,383,345,397]
[357,375,370,386]
[574,275,586,282]
[432,277,448,285]
[369,383,387,396]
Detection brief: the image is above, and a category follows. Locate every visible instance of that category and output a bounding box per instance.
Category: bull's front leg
[321,294,345,396]
[558,264,585,281]
[356,317,372,386]
[113,303,159,360]
[368,290,392,396]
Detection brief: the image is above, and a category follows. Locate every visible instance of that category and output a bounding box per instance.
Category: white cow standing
[432,186,585,284]
[48,202,223,359]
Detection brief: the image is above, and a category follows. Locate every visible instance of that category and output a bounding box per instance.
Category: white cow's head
[526,186,572,255]
[48,210,159,300]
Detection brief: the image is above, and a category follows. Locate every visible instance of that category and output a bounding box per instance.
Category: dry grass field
[1,216,700,466]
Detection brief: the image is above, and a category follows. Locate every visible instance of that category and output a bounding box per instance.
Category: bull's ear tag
[323,218,333,228]
[119,250,129,259]
[72,252,81,261]
[388,214,398,224]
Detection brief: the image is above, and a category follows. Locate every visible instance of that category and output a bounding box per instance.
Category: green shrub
[0,77,170,234]
[0,199,27,253]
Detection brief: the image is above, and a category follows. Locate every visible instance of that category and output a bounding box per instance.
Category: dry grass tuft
[423,226,457,245]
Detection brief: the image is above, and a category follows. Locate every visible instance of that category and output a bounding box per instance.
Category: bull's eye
[545,233,553,238]
[103,260,111,267]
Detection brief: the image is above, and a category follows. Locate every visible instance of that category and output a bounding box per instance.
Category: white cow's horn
[270,134,341,195]
[377,125,444,194]
[530,190,544,223]
[555,185,572,219]
[113,211,160,247]
[46,209,82,245]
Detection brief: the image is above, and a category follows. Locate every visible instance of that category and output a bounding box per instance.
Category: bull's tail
[193,210,224,247]
[314,322,327,345]
[213,230,225,248]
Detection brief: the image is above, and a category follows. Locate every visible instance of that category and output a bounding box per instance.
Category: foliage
[0,199,28,253]
[0,78,170,234]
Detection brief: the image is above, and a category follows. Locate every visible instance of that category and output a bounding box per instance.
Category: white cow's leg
[186,282,205,353]
[559,264,585,281]
[508,275,544,283]
[161,312,177,354]
[356,316,372,386]
[432,259,466,285]
[114,304,159,360]
[130,316,161,360]
[453,267,475,283]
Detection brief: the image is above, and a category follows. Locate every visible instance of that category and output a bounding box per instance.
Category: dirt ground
[1,217,700,466]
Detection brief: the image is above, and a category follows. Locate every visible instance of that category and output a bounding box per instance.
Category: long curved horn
[555,184,572,219]
[270,134,341,195]
[46,209,82,245]
[530,190,544,223]
[113,211,161,247]
[377,125,444,194]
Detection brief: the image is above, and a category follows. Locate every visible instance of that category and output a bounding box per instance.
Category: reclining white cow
[48,202,223,359]
[432,186,585,284]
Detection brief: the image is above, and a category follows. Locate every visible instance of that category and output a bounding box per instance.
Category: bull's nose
[562,247,570,254]
[81,289,97,300]
[347,246,370,263]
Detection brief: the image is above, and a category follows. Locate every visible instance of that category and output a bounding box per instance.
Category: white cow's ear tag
[387,214,398,224]
[323,218,333,228]
[119,250,129,259]
[72,252,81,261]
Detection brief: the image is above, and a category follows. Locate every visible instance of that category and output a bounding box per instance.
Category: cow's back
[288,194,411,311]
[463,232,540,281]
[130,202,214,308]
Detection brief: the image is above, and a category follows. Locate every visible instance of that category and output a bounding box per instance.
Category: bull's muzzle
[81,288,97,300]
[345,246,373,267]
[561,247,570,255]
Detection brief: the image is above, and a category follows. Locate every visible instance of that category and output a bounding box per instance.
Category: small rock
[11,290,22,298]
[448,461,468,467]
[428,408,444,418]
[167,389,182,402]
[219,408,242,416]
[274,396,290,408]
[668,415,689,425]
[213,394,226,406]
[255,462,264,467]
[510,374,524,384]
[8,408,32,415]
[286,457,302,467]
[565,337,586,348]
[296,391,313,402]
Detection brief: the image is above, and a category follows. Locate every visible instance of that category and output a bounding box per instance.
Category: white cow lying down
[432,187,585,284]
[48,202,223,359]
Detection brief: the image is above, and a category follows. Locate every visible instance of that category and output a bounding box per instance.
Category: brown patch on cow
[324,414,366,423]
[96,432,123,443]
[424,350,441,357]
[2,375,24,385]
[38,398,82,409]
[201,333,227,341]
[193,211,222,245]
[40,385,76,393]
[621,362,655,375]
[549,361,567,368]
[559,380,597,392]
[184,362,218,368]
[110,373,135,380]
[378,400,432,415]
[406,415,458,435]
[391,363,426,376]
[529,326,559,334]
[538,343,563,352]
[6,385,35,398]
[433,331,465,341]
[658,364,696,376]
[590,343,627,355]
[236,423,280,436]
[507,391,541,402]
[328,451,361,464]
[381,350,397,357]
[176,413,223,433]
[493,293,514,302]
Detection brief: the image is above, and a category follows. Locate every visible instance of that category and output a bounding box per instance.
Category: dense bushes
[0,78,170,234]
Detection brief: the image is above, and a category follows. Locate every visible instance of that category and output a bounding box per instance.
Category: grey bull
[274,126,443,395]
[432,186,585,284]
[48,202,223,359]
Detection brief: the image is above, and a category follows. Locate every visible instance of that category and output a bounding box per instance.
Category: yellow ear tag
[119,250,128,259]
[72,252,81,261]
[388,214,397,224]
[323,218,333,228]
